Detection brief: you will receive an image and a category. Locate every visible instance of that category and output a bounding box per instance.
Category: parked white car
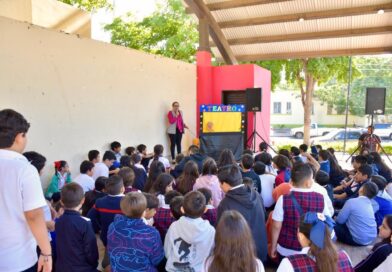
[315,128,366,143]
[290,123,333,139]
[374,124,392,140]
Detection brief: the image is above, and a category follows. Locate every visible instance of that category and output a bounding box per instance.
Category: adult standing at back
[167,101,188,161]
[0,109,52,272]
[359,125,381,153]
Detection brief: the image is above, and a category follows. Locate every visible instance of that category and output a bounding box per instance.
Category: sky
[91,0,163,42]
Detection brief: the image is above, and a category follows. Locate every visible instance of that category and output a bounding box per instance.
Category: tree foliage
[58,0,111,11]
[104,0,198,63]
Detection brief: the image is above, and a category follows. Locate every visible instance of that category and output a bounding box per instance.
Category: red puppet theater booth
[196,51,271,155]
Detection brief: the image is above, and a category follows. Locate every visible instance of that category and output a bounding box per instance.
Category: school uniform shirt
[153,204,176,241]
[193,175,224,208]
[148,156,171,169]
[107,215,164,272]
[372,192,392,227]
[275,168,291,187]
[241,169,262,194]
[55,210,99,272]
[202,205,217,227]
[319,160,331,174]
[355,243,392,272]
[157,194,165,208]
[277,247,353,272]
[74,173,95,193]
[258,174,275,208]
[134,163,146,172]
[344,179,368,199]
[336,196,377,246]
[272,188,326,256]
[132,165,148,191]
[92,162,109,181]
[0,149,47,272]
[164,216,215,272]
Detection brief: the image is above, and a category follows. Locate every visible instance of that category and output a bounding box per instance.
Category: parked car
[315,128,366,143]
[373,123,392,139]
[290,123,333,139]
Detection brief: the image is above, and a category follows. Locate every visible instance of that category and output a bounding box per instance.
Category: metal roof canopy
[183,0,392,64]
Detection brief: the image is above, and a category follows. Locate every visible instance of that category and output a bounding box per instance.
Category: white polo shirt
[92,162,109,181]
[0,149,47,272]
[74,174,95,193]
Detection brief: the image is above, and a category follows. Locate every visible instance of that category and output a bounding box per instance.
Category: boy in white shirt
[93,151,116,181]
[74,160,95,193]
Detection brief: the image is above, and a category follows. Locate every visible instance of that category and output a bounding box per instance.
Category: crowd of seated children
[193,157,223,208]
[255,151,277,175]
[171,145,205,178]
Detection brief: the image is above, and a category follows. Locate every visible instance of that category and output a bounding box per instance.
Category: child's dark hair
[175,153,185,164]
[299,144,308,153]
[164,190,182,205]
[143,193,159,209]
[95,176,108,192]
[153,144,164,160]
[259,142,268,152]
[316,145,323,151]
[318,150,330,161]
[371,175,387,191]
[103,151,116,161]
[290,146,301,156]
[354,155,368,166]
[170,196,184,220]
[0,109,30,148]
[120,155,132,168]
[152,173,174,195]
[253,161,266,175]
[125,146,135,156]
[105,175,124,195]
[365,154,375,165]
[24,151,46,173]
[202,157,218,176]
[54,160,67,173]
[358,164,373,179]
[110,141,121,151]
[242,149,253,156]
[188,145,200,154]
[217,164,242,187]
[371,152,390,175]
[176,161,199,195]
[241,154,254,170]
[118,167,135,187]
[144,160,165,192]
[315,170,329,186]
[278,149,290,159]
[217,148,236,168]
[137,144,146,153]
[61,183,84,209]
[131,153,142,164]
[272,155,291,170]
[361,181,378,199]
[291,163,313,186]
[183,191,206,219]
[121,192,146,219]
[299,214,337,272]
[88,150,100,162]
[379,215,392,245]
[255,152,272,166]
[242,177,253,187]
[80,160,94,174]
[197,188,212,204]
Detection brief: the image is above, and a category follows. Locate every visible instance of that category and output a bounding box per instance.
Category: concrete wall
[0,0,91,38]
[0,16,196,187]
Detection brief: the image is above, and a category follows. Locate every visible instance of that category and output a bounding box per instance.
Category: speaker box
[246,88,262,112]
[365,87,386,115]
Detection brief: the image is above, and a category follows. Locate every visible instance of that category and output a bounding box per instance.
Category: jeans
[334,223,361,246]
[169,128,183,160]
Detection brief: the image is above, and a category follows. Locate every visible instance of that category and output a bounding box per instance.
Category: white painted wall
[0,16,196,187]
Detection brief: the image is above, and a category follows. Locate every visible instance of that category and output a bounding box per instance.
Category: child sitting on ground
[254,161,275,209]
[153,190,182,241]
[355,215,392,272]
[169,196,184,220]
[124,146,136,156]
[81,176,107,216]
[240,154,261,194]
[137,144,153,171]
[371,175,392,227]
[131,153,145,171]
[45,160,71,198]
[92,151,116,181]
[151,173,174,207]
[118,167,138,193]
[315,170,333,203]
[271,163,325,259]
[272,155,291,187]
[277,212,353,272]
[143,193,159,226]
[56,183,98,272]
[74,160,95,193]
[164,191,215,271]
[198,187,217,226]
[87,175,124,270]
[107,192,164,272]
[335,181,378,246]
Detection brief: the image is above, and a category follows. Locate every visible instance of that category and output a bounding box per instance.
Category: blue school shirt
[319,160,330,175]
[336,196,377,245]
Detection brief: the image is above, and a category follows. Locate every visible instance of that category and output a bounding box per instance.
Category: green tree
[104,0,198,63]
[58,0,111,11]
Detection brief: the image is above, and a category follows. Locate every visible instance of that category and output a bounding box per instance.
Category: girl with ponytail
[277,212,354,272]
[45,160,71,198]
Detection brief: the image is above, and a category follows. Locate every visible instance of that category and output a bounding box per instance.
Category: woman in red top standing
[167,102,188,161]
